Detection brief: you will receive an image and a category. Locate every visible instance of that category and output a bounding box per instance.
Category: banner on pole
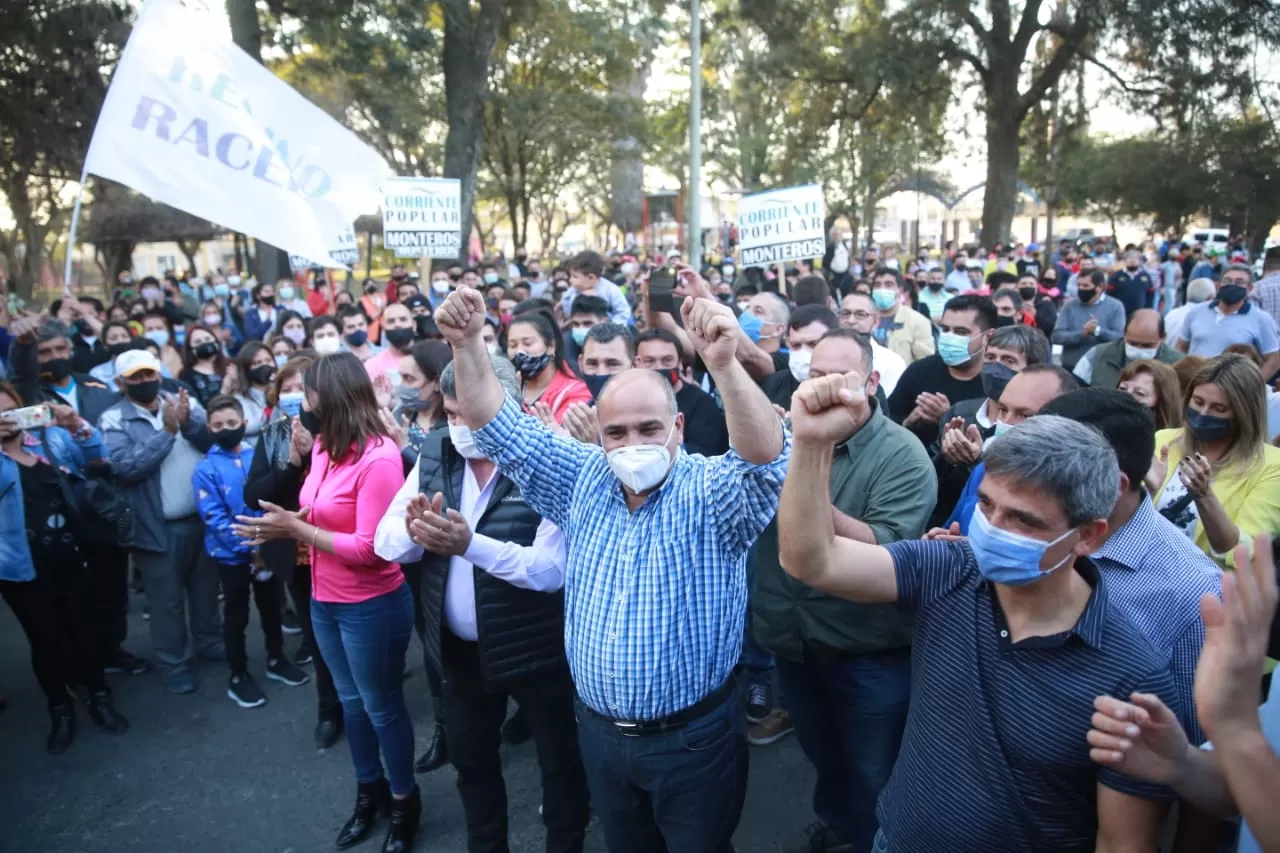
[83,0,390,268]
[290,225,359,271]
[737,184,826,268]
[381,178,462,259]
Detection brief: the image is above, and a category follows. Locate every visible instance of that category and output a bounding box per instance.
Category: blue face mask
[737,310,764,343]
[571,327,588,347]
[968,506,1079,587]
[483,273,500,285]
[871,289,899,311]
[937,331,975,366]
[277,392,304,418]
[981,361,1017,401]
[213,284,230,298]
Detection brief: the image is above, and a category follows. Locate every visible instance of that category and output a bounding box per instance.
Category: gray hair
[1223,263,1255,284]
[757,291,791,327]
[983,414,1120,526]
[440,352,521,401]
[988,325,1050,366]
[38,318,72,343]
[1187,277,1216,303]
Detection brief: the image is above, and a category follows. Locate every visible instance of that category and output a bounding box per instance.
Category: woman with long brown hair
[232,352,418,852]
[1116,358,1183,430]
[179,322,230,409]
[1146,353,1280,566]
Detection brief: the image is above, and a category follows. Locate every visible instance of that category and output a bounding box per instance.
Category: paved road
[0,593,815,853]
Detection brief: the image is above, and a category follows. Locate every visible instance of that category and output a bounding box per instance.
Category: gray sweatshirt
[1051,294,1127,369]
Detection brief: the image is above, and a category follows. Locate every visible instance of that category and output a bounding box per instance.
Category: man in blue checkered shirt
[433,272,790,853]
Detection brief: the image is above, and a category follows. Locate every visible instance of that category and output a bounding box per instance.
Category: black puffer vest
[416,427,567,687]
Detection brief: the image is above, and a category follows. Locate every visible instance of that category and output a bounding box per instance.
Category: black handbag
[40,432,134,547]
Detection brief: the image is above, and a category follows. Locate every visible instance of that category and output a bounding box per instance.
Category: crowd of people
[1,232,1280,853]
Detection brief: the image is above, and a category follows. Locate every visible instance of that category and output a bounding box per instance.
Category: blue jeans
[872,828,890,852]
[311,584,415,796]
[776,651,911,853]
[575,687,748,853]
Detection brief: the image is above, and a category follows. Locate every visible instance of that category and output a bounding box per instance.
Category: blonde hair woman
[1145,353,1280,566]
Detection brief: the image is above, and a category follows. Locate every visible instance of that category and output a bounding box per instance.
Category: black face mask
[248,364,275,386]
[1018,287,1037,301]
[74,319,94,338]
[385,328,415,350]
[583,373,611,400]
[511,352,552,380]
[212,425,246,450]
[298,408,322,436]
[194,341,220,360]
[125,379,162,405]
[448,272,462,282]
[260,295,276,306]
[994,315,1016,328]
[927,281,944,291]
[1077,288,1096,304]
[107,342,134,358]
[981,361,1017,401]
[1218,284,1248,305]
[39,357,73,382]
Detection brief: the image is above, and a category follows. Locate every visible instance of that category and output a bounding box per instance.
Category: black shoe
[85,690,130,734]
[294,641,315,666]
[414,721,448,774]
[381,786,421,853]
[784,821,853,853]
[745,681,771,724]
[281,608,302,635]
[336,777,390,849]
[315,717,343,750]
[227,673,267,708]
[266,658,311,687]
[501,706,532,745]
[47,704,76,754]
[103,648,150,676]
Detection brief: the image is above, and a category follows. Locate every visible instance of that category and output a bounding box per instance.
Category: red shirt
[525,370,592,424]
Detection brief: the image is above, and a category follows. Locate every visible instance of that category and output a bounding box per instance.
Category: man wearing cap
[100,349,219,695]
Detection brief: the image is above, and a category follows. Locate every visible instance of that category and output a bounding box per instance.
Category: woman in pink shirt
[506,310,591,423]
[235,352,418,853]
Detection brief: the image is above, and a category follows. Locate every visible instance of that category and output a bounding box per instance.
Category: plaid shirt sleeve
[473,396,595,530]
[703,432,791,557]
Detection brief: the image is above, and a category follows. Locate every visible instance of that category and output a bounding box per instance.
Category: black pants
[216,561,283,675]
[1,559,105,706]
[288,565,340,721]
[85,544,129,652]
[441,629,589,853]
[402,562,444,705]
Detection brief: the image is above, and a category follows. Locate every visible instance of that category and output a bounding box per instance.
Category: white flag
[84,0,391,267]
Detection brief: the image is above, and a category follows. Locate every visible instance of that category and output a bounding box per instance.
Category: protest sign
[382,178,462,259]
[290,225,359,271]
[737,184,826,268]
[83,0,390,268]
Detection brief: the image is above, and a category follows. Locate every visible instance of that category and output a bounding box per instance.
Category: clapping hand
[941,418,983,465]
[379,407,409,450]
[789,371,869,444]
[923,522,966,542]
[232,502,311,545]
[1087,692,1190,786]
[407,492,473,557]
[1083,316,1099,337]
[533,401,568,436]
[1178,452,1213,499]
[288,416,313,466]
[562,402,600,445]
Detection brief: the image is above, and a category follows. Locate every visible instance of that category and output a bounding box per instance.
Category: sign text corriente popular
[737,184,826,268]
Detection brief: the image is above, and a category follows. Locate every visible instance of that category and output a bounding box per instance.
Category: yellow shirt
[1154,428,1280,568]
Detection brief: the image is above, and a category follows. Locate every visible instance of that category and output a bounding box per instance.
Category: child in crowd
[194,395,310,708]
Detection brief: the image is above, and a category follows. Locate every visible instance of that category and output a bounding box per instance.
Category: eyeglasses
[839,309,875,322]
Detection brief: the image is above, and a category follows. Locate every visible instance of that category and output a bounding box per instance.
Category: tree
[603,1,667,236]
[0,0,130,296]
[82,183,224,280]
[480,0,624,251]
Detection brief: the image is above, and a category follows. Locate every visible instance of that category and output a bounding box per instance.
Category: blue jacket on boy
[193,443,257,564]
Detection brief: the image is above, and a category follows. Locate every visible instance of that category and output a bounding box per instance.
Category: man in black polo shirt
[633,328,727,456]
[779,377,1184,853]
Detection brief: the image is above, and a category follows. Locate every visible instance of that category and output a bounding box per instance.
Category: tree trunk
[609,51,651,235]
[442,0,503,264]
[177,239,201,275]
[981,100,1021,247]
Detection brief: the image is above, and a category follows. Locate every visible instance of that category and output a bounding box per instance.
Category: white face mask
[1124,343,1158,362]
[227,275,242,287]
[448,423,485,459]
[313,336,341,354]
[788,349,812,382]
[485,342,501,356]
[605,423,676,494]
[431,279,451,295]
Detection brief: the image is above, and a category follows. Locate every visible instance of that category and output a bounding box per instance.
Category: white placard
[84,0,391,268]
[737,184,826,268]
[290,225,359,271]
[382,177,462,259]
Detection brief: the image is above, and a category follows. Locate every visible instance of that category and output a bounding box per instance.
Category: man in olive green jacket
[752,327,937,853]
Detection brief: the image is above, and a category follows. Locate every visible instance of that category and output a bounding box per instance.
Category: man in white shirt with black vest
[374,353,589,853]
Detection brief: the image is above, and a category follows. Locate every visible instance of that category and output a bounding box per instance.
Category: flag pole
[62,166,89,295]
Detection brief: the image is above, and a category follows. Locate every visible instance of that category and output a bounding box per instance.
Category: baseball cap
[115,349,163,378]
[402,294,430,312]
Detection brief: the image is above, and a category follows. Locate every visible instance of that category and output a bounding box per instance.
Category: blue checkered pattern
[474,397,790,720]
[1092,496,1222,744]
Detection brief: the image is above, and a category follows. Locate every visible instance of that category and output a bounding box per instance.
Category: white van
[1183,228,1230,250]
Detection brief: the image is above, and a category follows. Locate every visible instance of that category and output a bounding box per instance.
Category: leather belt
[590,679,734,736]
